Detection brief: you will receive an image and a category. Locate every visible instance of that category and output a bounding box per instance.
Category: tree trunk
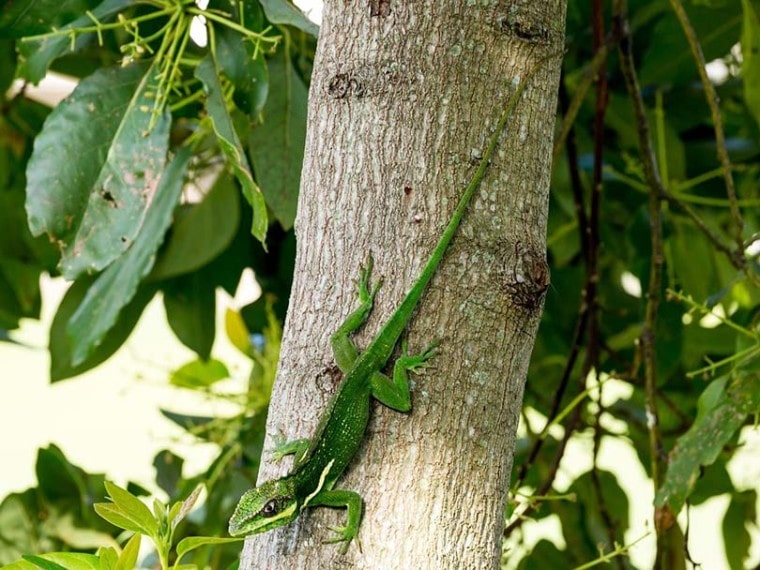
[241,2,566,568]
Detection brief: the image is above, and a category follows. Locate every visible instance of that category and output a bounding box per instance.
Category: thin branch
[667,0,745,256]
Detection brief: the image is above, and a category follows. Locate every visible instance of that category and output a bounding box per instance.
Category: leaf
[26,62,171,280]
[175,536,243,559]
[196,56,268,245]
[22,553,101,570]
[22,556,67,570]
[49,279,156,382]
[742,0,760,127]
[213,5,270,118]
[65,148,190,366]
[248,53,307,230]
[15,0,133,83]
[35,444,87,504]
[655,373,760,514]
[723,489,756,569]
[0,0,93,38]
[163,271,216,360]
[225,307,253,356]
[97,547,117,570]
[259,0,319,36]
[150,174,240,280]
[640,3,742,86]
[113,533,140,570]
[171,485,203,529]
[169,358,230,389]
[153,450,184,498]
[95,481,157,536]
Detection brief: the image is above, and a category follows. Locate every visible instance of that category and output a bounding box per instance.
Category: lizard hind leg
[371,340,440,413]
[330,254,383,372]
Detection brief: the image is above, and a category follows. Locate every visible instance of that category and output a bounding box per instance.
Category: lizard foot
[324,525,362,554]
[399,339,440,375]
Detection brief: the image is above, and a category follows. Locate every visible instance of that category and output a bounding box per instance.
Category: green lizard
[228,70,539,553]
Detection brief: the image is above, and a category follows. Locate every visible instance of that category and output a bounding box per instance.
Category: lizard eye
[261,498,284,517]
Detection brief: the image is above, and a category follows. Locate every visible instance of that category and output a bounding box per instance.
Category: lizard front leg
[307,488,364,554]
[270,434,310,466]
[330,255,383,371]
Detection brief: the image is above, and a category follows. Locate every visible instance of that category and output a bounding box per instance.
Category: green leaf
[153,450,184,498]
[742,0,760,128]
[248,53,307,230]
[259,0,319,36]
[65,148,190,366]
[96,547,117,570]
[0,0,93,38]
[163,271,216,360]
[22,553,101,570]
[26,62,171,280]
[95,481,157,536]
[114,533,140,570]
[169,358,230,389]
[35,444,87,505]
[640,4,742,86]
[723,489,756,569]
[196,56,268,245]
[22,555,67,570]
[150,174,240,280]
[214,9,270,118]
[15,0,133,82]
[171,485,203,529]
[50,278,155,382]
[175,536,243,559]
[655,374,760,514]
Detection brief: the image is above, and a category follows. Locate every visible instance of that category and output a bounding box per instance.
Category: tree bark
[241,2,566,568]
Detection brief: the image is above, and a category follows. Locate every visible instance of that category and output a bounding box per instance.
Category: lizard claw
[324,525,361,554]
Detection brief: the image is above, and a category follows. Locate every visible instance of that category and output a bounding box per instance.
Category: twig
[666,0,745,257]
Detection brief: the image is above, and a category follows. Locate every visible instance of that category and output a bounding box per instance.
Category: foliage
[1,0,760,568]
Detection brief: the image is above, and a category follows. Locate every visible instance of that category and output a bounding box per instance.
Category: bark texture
[241,1,566,568]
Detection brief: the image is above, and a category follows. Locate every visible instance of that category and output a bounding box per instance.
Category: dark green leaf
[65,148,190,366]
[26,62,171,280]
[723,490,756,569]
[215,16,269,118]
[655,374,760,514]
[0,0,94,38]
[196,56,268,244]
[153,450,184,498]
[163,271,217,360]
[15,0,132,82]
[248,53,307,229]
[151,174,240,280]
[50,278,155,382]
[259,0,319,36]
[35,444,86,505]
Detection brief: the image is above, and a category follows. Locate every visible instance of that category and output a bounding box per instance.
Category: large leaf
[655,373,760,514]
[49,278,155,382]
[65,148,190,366]
[0,0,94,38]
[259,0,319,36]
[150,174,240,280]
[196,56,268,245]
[163,271,217,360]
[213,0,270,118]
[15,0,133,82]
[640,2,742,86]
[248,53,307,229]
[26,62,171,279]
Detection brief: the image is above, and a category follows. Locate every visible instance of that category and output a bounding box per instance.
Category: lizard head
[228,477,300,536]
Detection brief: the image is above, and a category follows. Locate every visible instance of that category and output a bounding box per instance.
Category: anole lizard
[228,69,540,553]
